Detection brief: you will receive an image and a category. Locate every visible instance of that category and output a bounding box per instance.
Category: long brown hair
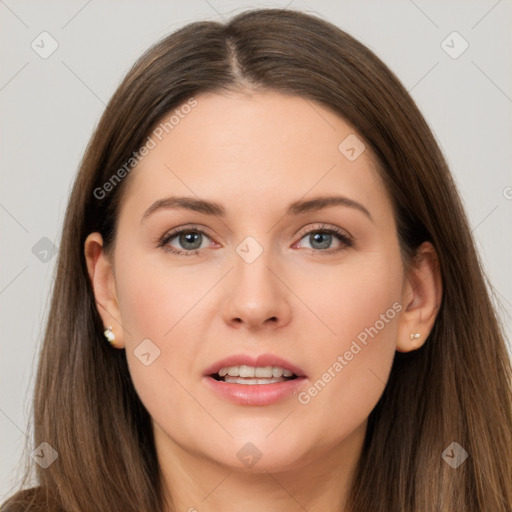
[3,8,511,512]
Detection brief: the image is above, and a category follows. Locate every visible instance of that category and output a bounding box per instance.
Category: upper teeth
[218,365,295,378]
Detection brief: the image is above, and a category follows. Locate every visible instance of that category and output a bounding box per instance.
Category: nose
[221,245,292,331]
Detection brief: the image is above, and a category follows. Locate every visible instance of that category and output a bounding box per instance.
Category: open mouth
[210,365,298,385]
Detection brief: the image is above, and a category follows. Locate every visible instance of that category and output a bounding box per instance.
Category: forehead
[120,90,388,220]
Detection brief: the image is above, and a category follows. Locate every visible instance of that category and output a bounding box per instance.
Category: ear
[84,232,125,349]
[396,241,442,353]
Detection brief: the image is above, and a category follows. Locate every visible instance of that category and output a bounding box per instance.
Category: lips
[203,353,306,380]
[203,354,307,406]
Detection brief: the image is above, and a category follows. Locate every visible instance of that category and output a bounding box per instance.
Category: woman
[3,8,511,512]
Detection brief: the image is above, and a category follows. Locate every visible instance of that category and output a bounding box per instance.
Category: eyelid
[295,222,353,242]
[293,223,355,254]
[156,224,214,251]
[157,223,211,240]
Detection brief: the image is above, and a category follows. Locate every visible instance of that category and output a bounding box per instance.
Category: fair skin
[85,90,441,511]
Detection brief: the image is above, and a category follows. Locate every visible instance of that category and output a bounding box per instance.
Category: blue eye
[159,228,212,256]
[304,231,334,250]
[295,226,353,254]
[174,231,205,251]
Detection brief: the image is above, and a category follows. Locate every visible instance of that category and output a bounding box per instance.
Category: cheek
[296,250,403,346]
[113,257,205,447]
[293,254,403,436]
[114,248,204,342]
[112,247,209,430]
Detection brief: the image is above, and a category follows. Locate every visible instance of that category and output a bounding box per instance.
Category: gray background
[1,0,511,500]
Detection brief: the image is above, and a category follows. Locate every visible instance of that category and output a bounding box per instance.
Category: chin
[203,430,317,474]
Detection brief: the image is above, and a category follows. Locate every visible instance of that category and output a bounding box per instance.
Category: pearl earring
[410,333,421,340]
[104,326,115,344]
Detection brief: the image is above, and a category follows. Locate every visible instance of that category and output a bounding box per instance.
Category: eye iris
[310,232,332,250]
[179,232,202,250]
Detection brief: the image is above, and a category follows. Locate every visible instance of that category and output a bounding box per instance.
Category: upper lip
[204,354,306,377]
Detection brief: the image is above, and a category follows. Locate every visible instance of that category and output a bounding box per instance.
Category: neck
[155,421,366,512]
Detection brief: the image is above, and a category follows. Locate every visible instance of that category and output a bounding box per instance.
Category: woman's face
[94,90,414,473]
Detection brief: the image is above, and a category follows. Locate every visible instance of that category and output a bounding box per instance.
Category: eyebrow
[141,195,373,222]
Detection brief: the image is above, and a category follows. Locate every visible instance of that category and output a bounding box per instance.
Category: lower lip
[203,376,308,406]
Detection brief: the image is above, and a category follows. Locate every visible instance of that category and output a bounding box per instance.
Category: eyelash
[156,223,354,257]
